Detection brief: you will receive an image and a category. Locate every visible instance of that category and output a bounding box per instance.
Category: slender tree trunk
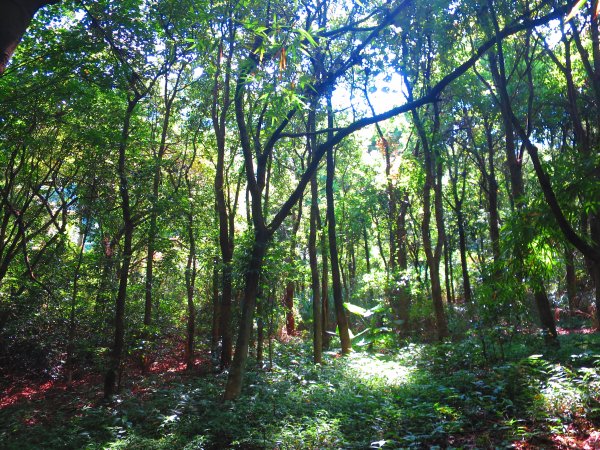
[565,247,577,314]
[184,180,197,370]
[456,209,472,303]
[105,97,138,398]
[321,221,330,349]
[256,310,264,368]
[484,120,501,266]
[412,105,448,340]
[443,236,453,304]
[218,258,233,369]
[396,194,411,333]
[143,71,180,371]
[310,172,322,363]
[211,257,220,364]
[283,201,302,336]
[363,222,371,273]
[211,27,236,370]
[325,95,351,354]
[66,216,90,384]
[308,103,323,363]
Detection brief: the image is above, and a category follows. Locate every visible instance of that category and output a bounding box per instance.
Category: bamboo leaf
[297,28,318,47]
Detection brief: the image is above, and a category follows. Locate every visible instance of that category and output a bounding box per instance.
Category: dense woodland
[2,0,600,448]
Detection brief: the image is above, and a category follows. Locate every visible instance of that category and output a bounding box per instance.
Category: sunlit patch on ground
[551,427,600,449]
[0,381,56,409]
[345,352,416,386]
[557,327,597,335]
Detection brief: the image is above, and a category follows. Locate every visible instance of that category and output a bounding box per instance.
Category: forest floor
[2,331,600,449]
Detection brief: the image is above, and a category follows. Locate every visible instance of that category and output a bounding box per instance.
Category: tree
[0,0,60,74]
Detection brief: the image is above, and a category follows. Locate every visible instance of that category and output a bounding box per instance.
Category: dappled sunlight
[0,381,56,409]
[3,338,600,448]
[345,352,417,386]
[273,411,345,449]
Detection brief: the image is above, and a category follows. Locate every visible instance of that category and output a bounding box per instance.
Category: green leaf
[344,302,371,317]
[296,28,318,47]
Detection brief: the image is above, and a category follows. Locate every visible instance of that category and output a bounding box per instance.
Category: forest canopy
[2,0,600,447]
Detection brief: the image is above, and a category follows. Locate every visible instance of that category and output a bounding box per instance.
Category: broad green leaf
[344,301,370,317]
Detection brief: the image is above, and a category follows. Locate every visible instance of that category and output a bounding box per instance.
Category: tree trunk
[457,209,472,303]
[309,168,322,363]
[307,100,327,364]
[443,236,453,304]
[256,313,264,368]
[484,120,501,266]
[211,257,220,365]
[283,201,302,336]
[411,104,448,340]
[184,202,197,370]
[223,231,267,400]
[143,71,179,371]
[0,0,60,74]
[325,96,351,354]
[487,3,558,343]
[104,98,138,399]
[535,289,558,343]
[66,216,90,384]
[565,247,577,314]
[212,28,236,371]
[321,221,330,349]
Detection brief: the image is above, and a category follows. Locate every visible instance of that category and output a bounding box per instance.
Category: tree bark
[66,215,90,384]
[0,0,60,74]
[211,25,236,370]
[144,70,180,334]
[283,201,302,336]
[210,257,220,364]
[456,209,472,303]
[325,95,351,354]
[487,1,558,342]
[411,103,448,340]
[223,231,267,400]
[565,247,577,314]
[310,172,322,363]
[320,218,330,349]
[105,97,138,399]
[184,166,197,370]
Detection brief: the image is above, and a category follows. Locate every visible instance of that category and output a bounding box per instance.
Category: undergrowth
[1,333,600,449]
